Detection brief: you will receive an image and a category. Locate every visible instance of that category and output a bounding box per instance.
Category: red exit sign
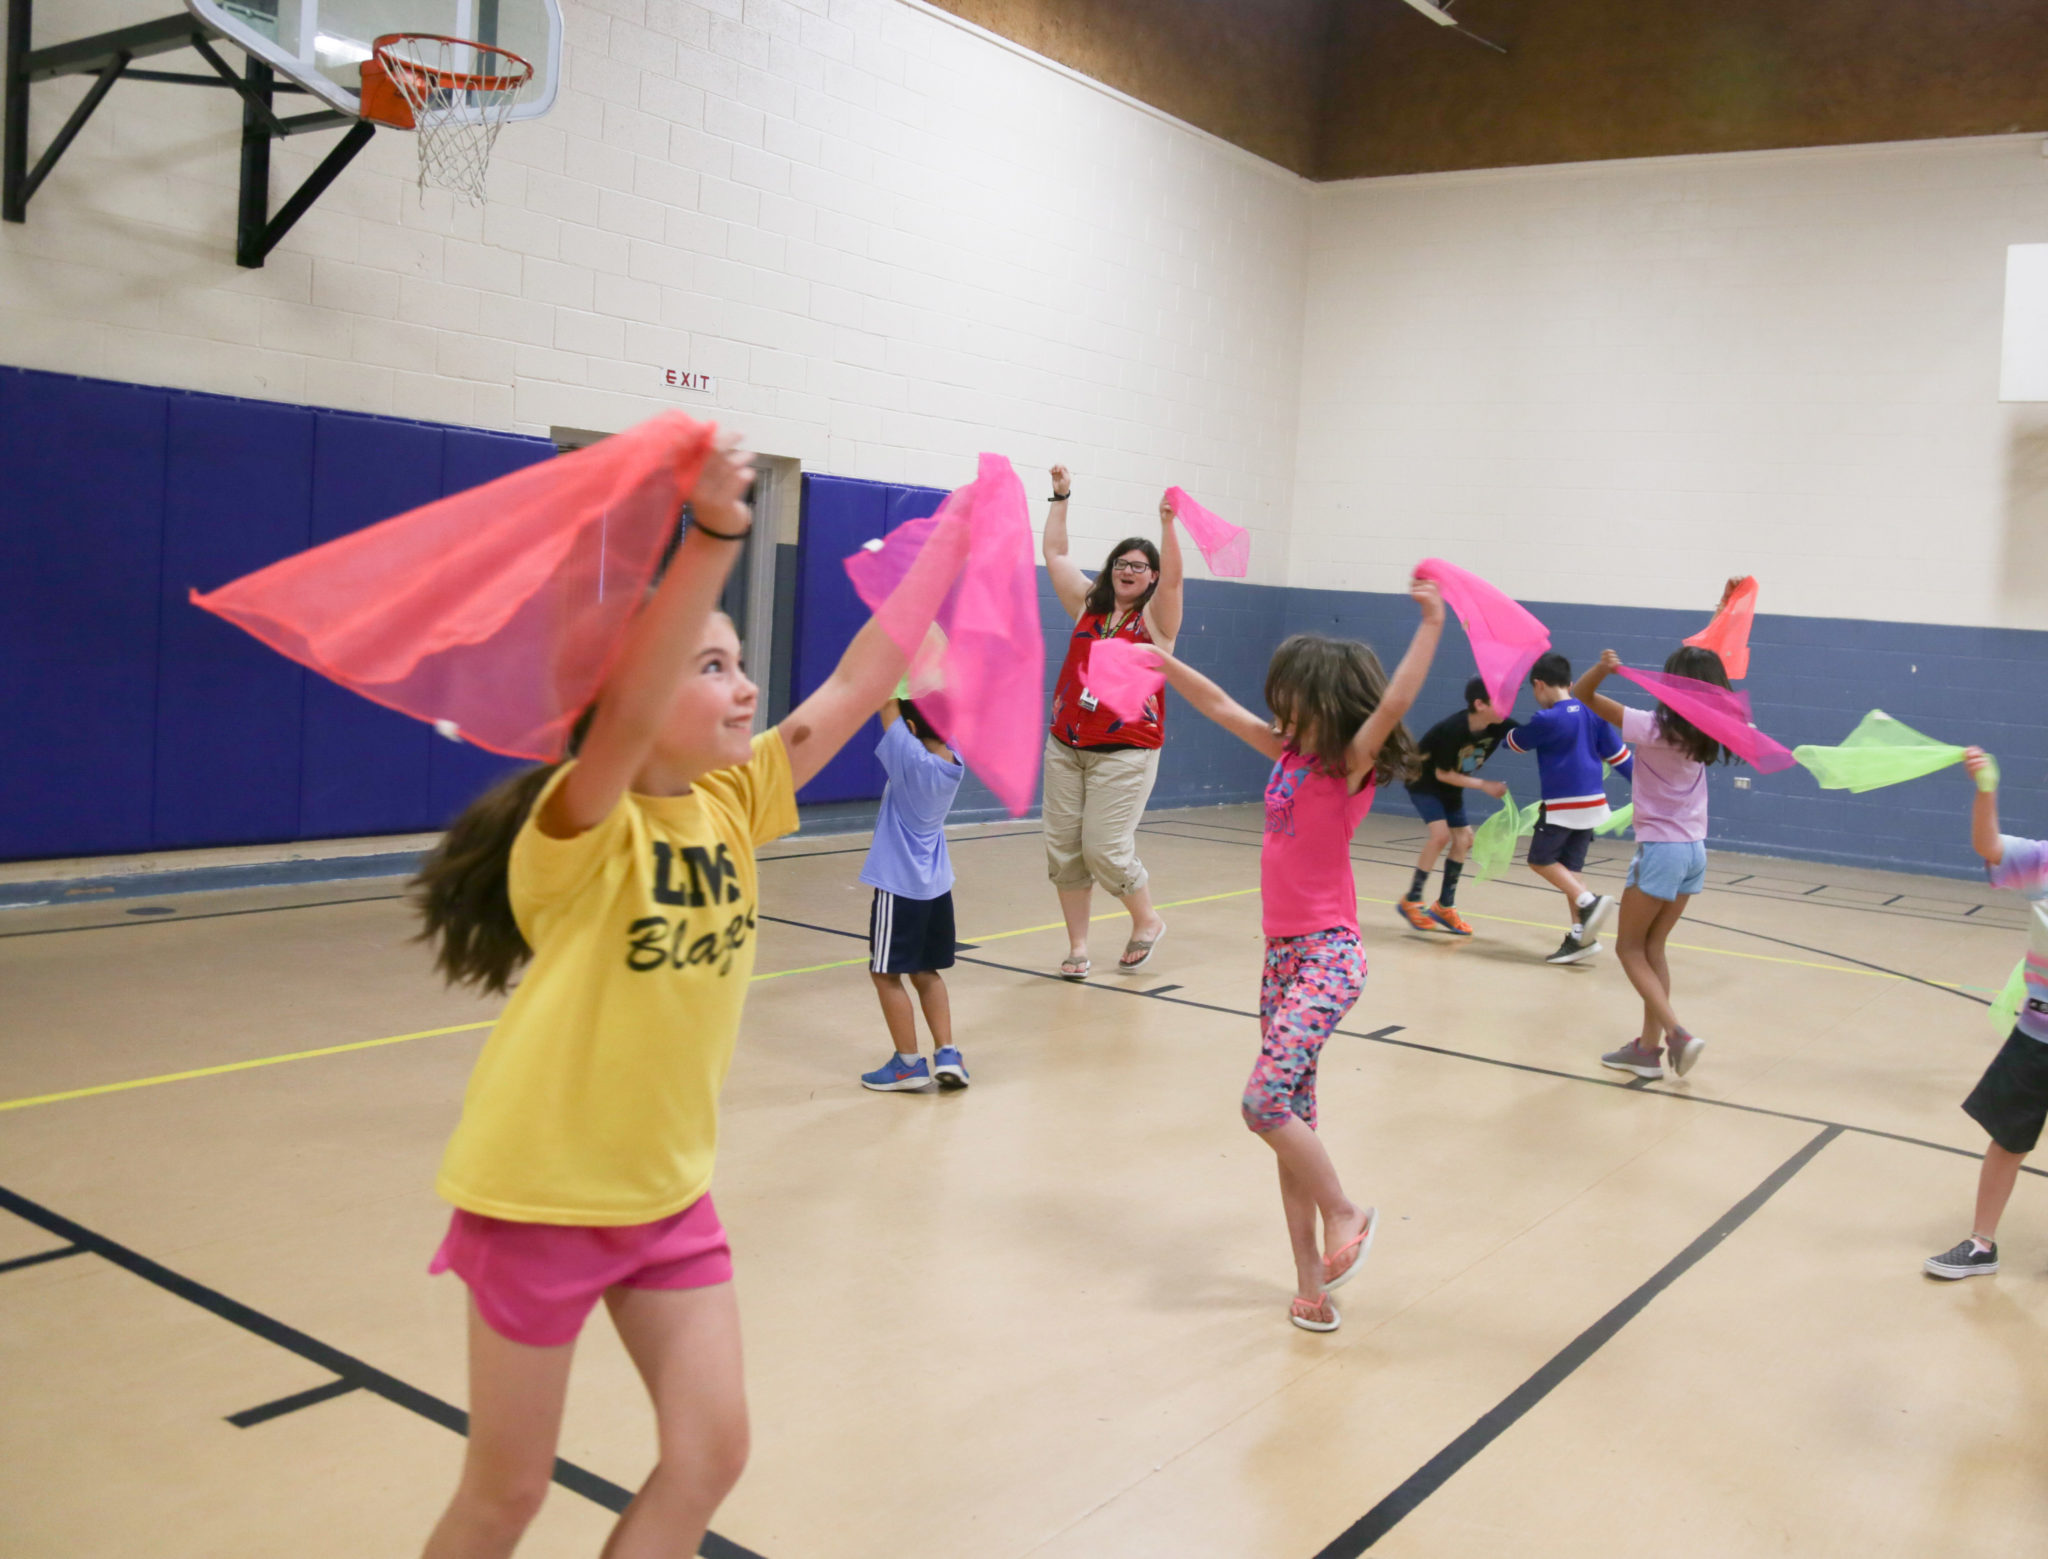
[665,369,717,394]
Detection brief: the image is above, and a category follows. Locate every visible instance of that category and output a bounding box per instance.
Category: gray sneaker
[1546,932,1599,965]
[1600,1040,1664,1079]
[1925,1237,1999,1280]
[1666,1030,1705,1077]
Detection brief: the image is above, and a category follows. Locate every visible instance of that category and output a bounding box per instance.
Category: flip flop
[1322,1206,1377,1292]
[1058,954,1091,980]
[1117,924,1166,973]
[1289,1293,1340,1333]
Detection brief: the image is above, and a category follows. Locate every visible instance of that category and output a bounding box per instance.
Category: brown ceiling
[924,0,2048,182]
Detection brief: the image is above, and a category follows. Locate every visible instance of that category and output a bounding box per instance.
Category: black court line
[1146,819,2007,1003]
[0,1243,86,1275]
[1141,816,2025,933]
[0,895,407,940]
[227,1377,361,1428]
[1311,1124,1844,1557]
[757,913,2046,1180]
[0,1184,767,1559]
[1137,984,1185,998]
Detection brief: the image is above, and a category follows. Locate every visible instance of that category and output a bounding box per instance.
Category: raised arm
[1572,649,1628,729]
[1156,648,1283,760]
[539,435,755,838]
[877,696,901,731]
[1349,578,1445,775]
[1145,493,1184,648]
[1965,747,2004,866]
[782,523,968,791]
[1040,464,1090,621]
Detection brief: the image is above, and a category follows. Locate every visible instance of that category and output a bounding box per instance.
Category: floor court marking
[0,867,1997,1116]
[0,1182,768,1559]
[0,1243,86,1275]
[227,1376,362,1428]
[1311,1125,1845,1556]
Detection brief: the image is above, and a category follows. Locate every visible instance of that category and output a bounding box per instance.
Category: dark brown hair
[898,697,943,745]
[1263,633,1421,785]
[1653,646,1737,766]
[411,706,596,994]
[1081,536,1160,620]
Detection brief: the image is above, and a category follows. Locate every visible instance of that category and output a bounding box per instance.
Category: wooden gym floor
[3,804,2045,1558]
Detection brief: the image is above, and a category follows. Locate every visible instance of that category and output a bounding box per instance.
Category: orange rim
[371,32,534,95]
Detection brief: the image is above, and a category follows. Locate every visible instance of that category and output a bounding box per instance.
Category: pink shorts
[429,1195,733,1348]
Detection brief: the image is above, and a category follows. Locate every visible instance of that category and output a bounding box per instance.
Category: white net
[378,35,532,204]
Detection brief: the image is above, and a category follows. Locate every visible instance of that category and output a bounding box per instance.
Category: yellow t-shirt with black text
[436,731,798,1225]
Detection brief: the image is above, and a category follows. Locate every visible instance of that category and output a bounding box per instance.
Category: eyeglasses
[1111,560,1153,575]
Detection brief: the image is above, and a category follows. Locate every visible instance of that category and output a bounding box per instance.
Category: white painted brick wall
[1,0,1306,583]
[1294,135,2048,629]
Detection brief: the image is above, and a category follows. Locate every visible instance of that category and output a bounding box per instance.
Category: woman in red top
[1041,463,1184,978]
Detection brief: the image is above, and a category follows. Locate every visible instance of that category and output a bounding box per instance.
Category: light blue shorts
[1626,840,1707,901]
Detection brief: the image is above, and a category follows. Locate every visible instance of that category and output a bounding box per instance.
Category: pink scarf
[1084,635,1166,723]
[1613,665,1795,773]
[1414,558,1551,717]
[191,412,717,759]
[1166,487,1250,578]
[844,454,1043,816]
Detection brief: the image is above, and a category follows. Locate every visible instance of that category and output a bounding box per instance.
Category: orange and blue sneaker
[1426,903,1473,936]
[1395,898,1435,932]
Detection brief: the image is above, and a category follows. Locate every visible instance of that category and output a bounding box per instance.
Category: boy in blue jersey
[859,696,971,1092]
[1504,653,1632,964]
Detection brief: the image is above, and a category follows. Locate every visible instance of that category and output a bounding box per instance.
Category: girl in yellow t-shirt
[411,433,967,1559]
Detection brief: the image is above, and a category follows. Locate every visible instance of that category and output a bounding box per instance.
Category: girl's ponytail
[411,762,559,994]
[412,706,597,995]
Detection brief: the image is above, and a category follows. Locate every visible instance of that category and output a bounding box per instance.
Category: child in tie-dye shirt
[1925,748,2048,1280]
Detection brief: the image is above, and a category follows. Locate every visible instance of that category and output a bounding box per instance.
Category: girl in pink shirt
[1574,644,1739,1082]
[1153,579,1444,1332]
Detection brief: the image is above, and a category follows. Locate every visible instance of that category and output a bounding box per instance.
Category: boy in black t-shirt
[1397,676,1516,936]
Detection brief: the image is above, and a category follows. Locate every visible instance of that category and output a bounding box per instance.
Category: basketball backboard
[181,0,561,119]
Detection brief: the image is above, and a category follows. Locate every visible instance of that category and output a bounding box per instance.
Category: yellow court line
[0,1021,496,1113]
[0,879,1969,1114]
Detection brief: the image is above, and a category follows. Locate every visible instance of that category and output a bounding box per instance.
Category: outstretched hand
[692,430,755,536]
[1598,648,1621,673]
[1049,464,1071,499]
[1409,576,1445,624]
[1158,492,1176,526]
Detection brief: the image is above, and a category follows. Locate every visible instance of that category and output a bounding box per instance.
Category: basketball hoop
[360,33,534,204]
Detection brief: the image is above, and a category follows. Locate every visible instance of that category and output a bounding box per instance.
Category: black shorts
[1526,820,1592,872]
[868,888,956,975]
[1963,1027,2048,1155]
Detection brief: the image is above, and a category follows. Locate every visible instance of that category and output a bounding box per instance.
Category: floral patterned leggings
[1242,929,1366,1133]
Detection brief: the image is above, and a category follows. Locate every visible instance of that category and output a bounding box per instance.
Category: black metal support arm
[3,0,374,264]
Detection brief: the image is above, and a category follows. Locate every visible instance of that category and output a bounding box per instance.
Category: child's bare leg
[908,970,952,1051]
[870,971,921,1054]
[599,1283,748,1559]
[1414,821,1450,875]
[1257,1117,1367,1300]
[1974,1145,2027,1243]
[1447,824,1474,864]
[422,1302,577,1559]
[1276,1156,1325,1300]
[1615,887,1681,1047]
[1529,860,1590,928]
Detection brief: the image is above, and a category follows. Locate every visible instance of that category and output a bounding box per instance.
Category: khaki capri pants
[1042,735,1160,897]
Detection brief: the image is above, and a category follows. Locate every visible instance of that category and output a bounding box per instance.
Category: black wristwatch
[1048,491,1071,502]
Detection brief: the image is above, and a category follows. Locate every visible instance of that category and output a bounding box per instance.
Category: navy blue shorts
[1405,785,1470,830]
[869,889,956,975]
[1527,821,1592,872]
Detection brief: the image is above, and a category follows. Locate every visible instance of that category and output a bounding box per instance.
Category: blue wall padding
[297,413,445,839]
[0,373,167,859]
[427,429,554,823]
[0,366,554,862]
[153,394,317,849]
[791,474,949,803]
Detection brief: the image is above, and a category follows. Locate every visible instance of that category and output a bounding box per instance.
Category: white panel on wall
[0,0,1308,584]
[2000,243,2048,402]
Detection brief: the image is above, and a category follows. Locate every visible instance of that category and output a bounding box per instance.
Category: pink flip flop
[1322,1207,1377,1292]
[1289,1293,1340,1333]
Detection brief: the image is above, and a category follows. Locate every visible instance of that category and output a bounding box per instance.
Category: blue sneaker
[932,1046,970,1089]
[861,1054,932,1092]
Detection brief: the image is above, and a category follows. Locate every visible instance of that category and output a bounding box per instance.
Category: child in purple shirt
[1573,645,1737,1081]
[1924,747,2048,1280]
